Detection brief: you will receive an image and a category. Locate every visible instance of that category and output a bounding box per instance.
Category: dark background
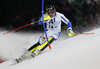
[0,0,100,32]
[1,0,54,26]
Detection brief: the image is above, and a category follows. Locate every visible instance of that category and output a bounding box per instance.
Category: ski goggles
[47,11,54,15]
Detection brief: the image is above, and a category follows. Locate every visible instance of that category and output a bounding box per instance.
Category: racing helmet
[46,5,56,13]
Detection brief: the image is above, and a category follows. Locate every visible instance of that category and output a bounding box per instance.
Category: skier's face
[48,11,55,18]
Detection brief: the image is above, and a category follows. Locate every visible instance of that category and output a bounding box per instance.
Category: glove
[67,28,75,37]
[38,21,43,25]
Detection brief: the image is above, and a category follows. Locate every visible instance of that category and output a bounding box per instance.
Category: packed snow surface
[0,28,100,69]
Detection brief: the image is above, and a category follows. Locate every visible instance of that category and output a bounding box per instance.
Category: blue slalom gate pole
[42,0,51,49]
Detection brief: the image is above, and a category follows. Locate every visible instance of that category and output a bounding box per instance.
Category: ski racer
[16,5,75,63]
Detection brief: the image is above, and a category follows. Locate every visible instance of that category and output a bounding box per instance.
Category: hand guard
[38,15,50,25]
[44,15,50,21]
[67,28,75,37]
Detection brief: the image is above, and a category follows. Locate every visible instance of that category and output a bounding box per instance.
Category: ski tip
[0,58,5,63]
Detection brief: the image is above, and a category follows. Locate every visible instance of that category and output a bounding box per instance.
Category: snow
[0,28,100,69]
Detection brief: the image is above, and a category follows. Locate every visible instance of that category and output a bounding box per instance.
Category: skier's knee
[40,37,54,51]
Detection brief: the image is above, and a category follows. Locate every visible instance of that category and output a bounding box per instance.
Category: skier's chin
[49,13,55,18]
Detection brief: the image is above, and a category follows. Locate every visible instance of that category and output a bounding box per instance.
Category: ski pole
[80,33,94,35]
[4,21,38,35]
[42,0,51,49]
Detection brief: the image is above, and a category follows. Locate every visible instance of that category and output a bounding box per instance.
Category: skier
[16,5,75,63]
